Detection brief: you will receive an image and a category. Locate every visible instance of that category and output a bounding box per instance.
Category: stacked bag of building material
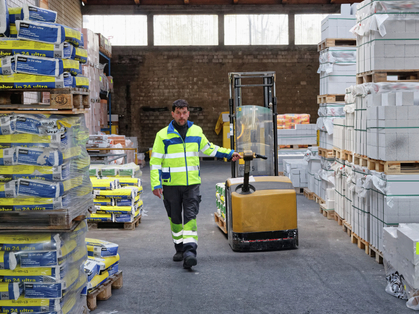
[383,224,419,309]
[89,163,143,224]
[84,238,119,292]
[0,220,88,313]
[0,3,89,90]
[215,183,225,220]
[0,113,93,227]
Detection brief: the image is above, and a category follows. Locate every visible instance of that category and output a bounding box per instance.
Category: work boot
[173,252,183,262]
[183,256,197,269]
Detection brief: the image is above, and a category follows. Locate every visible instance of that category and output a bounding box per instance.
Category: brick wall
[48,0,82,29]
[111,47,320,152]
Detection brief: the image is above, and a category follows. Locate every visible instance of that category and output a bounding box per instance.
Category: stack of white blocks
[319,5,357,96]
[307,148,321,194]
[366,90,419,161]
[333,118,346,150]
[351,164,371,242]
[278,149,307,173]
[354,0,419,74]
[334,159,346,219]
[277,124,317,146]
[383,224,419,290]
[321,4,357,41]
[368,172,419,252]
[319,157,335,208]
[283,159,309,188]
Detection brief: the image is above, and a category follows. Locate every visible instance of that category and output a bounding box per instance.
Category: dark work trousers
[162,184,201,258]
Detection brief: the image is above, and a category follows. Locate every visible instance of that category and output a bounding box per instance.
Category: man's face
[172,107,189,126]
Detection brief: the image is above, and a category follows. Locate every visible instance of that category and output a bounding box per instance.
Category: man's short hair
[172,99,189,112]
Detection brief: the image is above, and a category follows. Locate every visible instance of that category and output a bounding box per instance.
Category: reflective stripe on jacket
[150,120,233,190]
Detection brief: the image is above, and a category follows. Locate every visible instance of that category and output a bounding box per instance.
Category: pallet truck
[224,72,298,251]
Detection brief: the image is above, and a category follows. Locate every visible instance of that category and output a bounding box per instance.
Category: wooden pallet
[0,88,90,111]
[356,69,419,85]
[89,215,141,231]
[313,193,325,205]
[317,94,345,104]
[333,147,344,160]
[368,245,384,264]
[351,233,370,255]
[342,220,352,237]
[367,159,419,175]
[317,38,356,52]
[294,187,304,195]
[354,154,368,167]
[319,202,335,220]
[214,212,227,234]
[0,211,87,230]
[303,188,314,200]
[334,212,344,226]
[318,147,334,159]
[343,150,354,163]
[87,271,123,311]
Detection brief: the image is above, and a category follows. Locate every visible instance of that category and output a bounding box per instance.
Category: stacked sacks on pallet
[0,113,93,227]
[89,163,143,224]
[0,220,88,313]
[84,239,120,292]
[215,183,225,220]
[0,3,88,90]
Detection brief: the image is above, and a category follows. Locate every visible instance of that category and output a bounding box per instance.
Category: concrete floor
[88,161,412,314]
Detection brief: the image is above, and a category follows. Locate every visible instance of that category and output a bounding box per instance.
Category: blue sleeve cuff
[226,150,234,160]
[153,185,162,190]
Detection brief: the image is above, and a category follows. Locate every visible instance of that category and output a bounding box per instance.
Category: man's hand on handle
[231,152,242,162]
[153,188,163,199]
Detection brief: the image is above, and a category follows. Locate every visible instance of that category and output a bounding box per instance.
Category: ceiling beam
[82,0,358,4]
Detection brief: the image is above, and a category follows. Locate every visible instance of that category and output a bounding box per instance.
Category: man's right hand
[153,188,163,199]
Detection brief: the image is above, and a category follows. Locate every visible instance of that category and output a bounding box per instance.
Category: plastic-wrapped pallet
[352,164,371,242]
[304,147,321,193]
[277,124,317,147]
[84,239,119,292]
[318,157,335,208]
[344,93,355,153]
[0,113,93,228]
[283,159,308,188]
[316,118,334,150]
[332,159,346,219]
[364,172,419,252]
[383,224,419,309]
[363,82,419,161]
[321,4,357,41]
[0,220,88,312]
[318,45,357,95]
[333,118,346,151]
[278,149,307,173]
[352,0,419,73]
[344,161,355,229]
[215,183,225,220]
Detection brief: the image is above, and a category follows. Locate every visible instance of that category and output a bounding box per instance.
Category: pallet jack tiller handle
[237,150,267,194]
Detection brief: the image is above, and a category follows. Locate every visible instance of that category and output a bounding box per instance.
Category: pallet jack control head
[236,150,267,194]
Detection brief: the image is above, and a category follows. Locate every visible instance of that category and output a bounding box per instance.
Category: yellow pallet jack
[224,72,298,251]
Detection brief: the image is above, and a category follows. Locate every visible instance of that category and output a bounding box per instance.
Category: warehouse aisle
[87,161,410,314]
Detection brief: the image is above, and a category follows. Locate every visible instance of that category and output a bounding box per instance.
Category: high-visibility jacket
[150,120,234,190]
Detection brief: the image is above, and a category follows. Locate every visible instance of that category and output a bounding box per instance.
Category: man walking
[150,99,241,269]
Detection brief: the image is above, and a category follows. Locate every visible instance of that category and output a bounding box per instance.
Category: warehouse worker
[150,99,241,269]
